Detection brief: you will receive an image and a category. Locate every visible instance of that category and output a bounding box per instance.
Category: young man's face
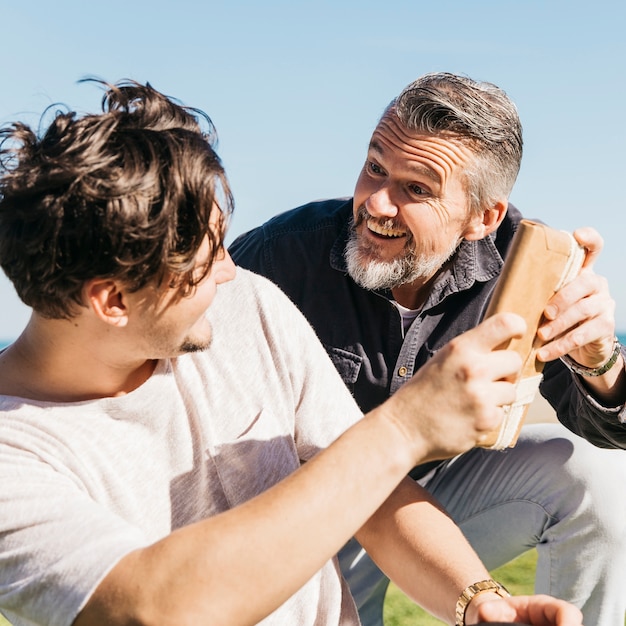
[348,111,484,292]
[128,211,236,358]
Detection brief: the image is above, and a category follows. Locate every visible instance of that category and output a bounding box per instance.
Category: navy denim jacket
[230,197,626,465]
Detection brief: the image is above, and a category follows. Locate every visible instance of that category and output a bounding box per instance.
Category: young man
[0,80,582,626]
[230,72,626,626]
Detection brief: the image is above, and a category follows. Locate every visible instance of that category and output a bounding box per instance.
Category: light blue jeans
[339,423,626,626]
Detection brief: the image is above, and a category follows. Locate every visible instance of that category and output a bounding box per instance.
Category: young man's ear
[85,279,129,327]
[462,199,508,241]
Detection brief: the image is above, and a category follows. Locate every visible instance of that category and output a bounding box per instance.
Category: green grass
[384,549,538,625]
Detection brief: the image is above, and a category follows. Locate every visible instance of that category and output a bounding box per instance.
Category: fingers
[445,313,526,409]
[395,314,526,461]
[533,226,616,363]
[540,272,611,333]
[476,595,584,625]
[451,313,525,389]
[463,312,527,351]
[537,270,616,362]
[572,226,603,270]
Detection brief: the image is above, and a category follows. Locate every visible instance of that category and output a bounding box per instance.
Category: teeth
[367,219,405,238]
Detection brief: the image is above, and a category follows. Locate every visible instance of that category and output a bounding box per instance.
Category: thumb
[573,226,601,270]
[473,598,520,623]
[470,312,527,351]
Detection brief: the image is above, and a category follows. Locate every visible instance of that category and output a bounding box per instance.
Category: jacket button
[398,366,408,377]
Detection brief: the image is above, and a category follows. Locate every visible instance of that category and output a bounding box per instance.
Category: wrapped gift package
[479,219,586,450]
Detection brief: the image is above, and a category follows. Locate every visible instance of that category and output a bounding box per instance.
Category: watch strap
[560,337,621,377]
[455,579,511,626]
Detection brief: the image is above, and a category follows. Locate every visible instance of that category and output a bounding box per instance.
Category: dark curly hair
[0,79,234,319]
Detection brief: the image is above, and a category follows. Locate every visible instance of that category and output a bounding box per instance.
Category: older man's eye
[408,184,426,195]
[368,162,384,175]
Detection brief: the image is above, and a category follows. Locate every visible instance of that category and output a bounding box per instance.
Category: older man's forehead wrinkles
[371,132,448,184]
[373,117,472,183]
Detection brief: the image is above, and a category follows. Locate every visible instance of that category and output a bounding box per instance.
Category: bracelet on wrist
[560,337,622,377]
[455,579,511,626]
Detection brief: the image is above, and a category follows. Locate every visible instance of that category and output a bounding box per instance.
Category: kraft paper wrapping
[478,220,585,450]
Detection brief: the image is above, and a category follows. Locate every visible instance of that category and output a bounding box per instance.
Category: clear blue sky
[1,0,625,341]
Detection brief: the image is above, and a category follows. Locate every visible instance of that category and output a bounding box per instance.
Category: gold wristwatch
[455,579,511,626]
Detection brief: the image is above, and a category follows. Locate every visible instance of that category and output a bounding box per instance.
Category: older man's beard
[345,211,462,292]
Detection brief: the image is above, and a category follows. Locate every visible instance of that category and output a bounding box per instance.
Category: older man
[230,72,626,626]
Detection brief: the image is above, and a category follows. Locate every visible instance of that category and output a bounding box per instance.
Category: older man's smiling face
[346,111,485,296]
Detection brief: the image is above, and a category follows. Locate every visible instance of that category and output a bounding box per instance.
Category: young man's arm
[357,477,491,623]
[357,477,582,626]
[74,313,575,626]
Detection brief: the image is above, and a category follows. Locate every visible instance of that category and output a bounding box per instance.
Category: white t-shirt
[0,269,363,626]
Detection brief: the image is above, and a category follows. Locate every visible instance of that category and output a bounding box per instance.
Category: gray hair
[387,72,523,214]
